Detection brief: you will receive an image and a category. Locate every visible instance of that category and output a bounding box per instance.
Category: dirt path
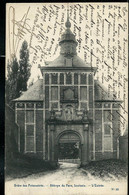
[5,162,127,195]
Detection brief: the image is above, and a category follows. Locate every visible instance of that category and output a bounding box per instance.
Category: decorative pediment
[60,86,78,103]
[64,88,74,100]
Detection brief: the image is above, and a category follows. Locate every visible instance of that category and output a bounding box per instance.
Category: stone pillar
[88,125,92,161]
[49,124,57,167]
[81,124,89,165]
[47,125,50,160]
[79,143,82,159]
[50,124,54,161]
[55,144,58,162]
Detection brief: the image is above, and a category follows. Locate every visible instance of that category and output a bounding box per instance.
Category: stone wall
[119,134,128,162]
[16,102,44,157]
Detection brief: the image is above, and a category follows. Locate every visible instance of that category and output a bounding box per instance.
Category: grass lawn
[80,159,128,180]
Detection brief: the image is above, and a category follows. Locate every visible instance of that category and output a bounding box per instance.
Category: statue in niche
[65,105,73,121]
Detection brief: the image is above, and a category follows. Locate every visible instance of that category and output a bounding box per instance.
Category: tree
[5,57,20,107]
[6,40,31,107]
[18,40,31,92]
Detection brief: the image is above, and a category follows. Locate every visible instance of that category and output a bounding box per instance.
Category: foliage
[5,58,20,107]
[18,40,31,91]
[5,40,31,107]
[81,159,128,179]
[5,154,56,179]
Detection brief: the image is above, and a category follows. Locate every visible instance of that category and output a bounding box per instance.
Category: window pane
[60,73,64,84]
[80,74,87,84]
[112,103,120,108]
[26,137,34,151]
[45,74,49,84]
[74,73,78,84]
[89,74,93,85]
[51,87,58,100]
[66,73,72,84]
[104,110,111,122]
[112,110,119,121]
[51,102,58,109]
[26,111,34,123]
[89,86,93,108]
[51,73,58,84]
[104,103,111,108]
[45,86,49,108]
[36,135,43,151]
[104,137,111,151]
[26,125,34,136]
[104,124,111,135]
[26,103,34,108]
[80,87,87,100]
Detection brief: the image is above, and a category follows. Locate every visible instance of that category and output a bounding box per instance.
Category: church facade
[13,17,122,165]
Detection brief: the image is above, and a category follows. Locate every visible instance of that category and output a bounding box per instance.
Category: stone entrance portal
[48,122,90,166]
[57,131,81,164]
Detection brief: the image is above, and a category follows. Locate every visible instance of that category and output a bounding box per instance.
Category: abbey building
[14,16,122,165]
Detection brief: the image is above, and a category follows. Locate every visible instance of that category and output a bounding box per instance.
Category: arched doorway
[57,131,81,164]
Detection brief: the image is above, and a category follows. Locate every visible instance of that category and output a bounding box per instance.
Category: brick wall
[5,105,19,159]
[112,110,120,151]
[36,110,43,152]
[119,135,128,162]
[17,103,44,155]
[95,152,114,160]
[17,110,25,153]
[95,110,102,151]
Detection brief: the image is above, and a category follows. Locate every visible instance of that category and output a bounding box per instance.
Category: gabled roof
[44,55,91,68]
[13,79,121,102]
[94,80,122,102]
[13,79,43,101]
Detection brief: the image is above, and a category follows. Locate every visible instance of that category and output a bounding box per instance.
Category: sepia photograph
[5,2,128,195]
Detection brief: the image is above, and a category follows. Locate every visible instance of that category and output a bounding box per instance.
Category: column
[87,126,90,161]
[48,125,50,160]
[81,124,89,165]
[43,73,46,159]
[50,124,57,166]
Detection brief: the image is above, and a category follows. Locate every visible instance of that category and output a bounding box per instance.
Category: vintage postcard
[5,2,128,195]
